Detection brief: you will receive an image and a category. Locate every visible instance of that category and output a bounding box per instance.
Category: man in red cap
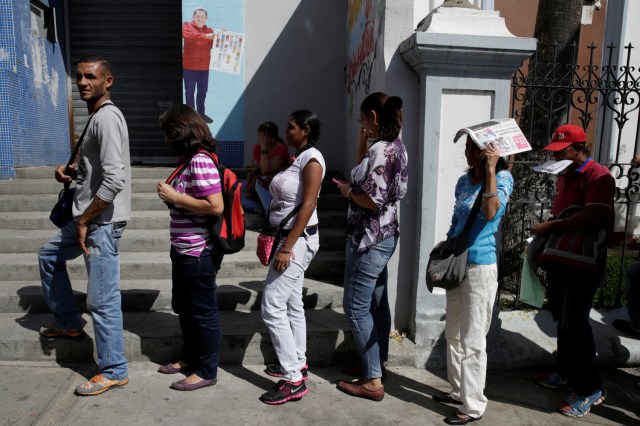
[531,124,615,418]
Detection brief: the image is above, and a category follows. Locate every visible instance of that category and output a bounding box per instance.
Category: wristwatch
[261,149,268,155]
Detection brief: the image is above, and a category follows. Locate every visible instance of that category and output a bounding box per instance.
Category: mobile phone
[332,178,344,185]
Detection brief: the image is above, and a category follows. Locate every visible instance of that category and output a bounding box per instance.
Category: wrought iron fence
[500,41,640,310]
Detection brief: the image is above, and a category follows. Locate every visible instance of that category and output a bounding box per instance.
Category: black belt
[89,221,127,229]
[280,225,318,238]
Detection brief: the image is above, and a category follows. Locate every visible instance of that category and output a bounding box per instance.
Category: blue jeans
[183,69,209,116]
[343,236,397,379]
[240,189,263,214]
[171,247,221,380]
[254,181,272,214]
[39,220,128,380]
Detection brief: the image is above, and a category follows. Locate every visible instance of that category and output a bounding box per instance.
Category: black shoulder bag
[426,185,485,292]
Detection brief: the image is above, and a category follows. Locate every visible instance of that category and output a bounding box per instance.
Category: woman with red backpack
[155,104,224,391]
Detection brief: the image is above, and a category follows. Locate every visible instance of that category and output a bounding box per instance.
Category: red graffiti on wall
[347,0,375,94]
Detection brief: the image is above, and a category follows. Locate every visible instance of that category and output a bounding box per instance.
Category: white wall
[437,91,493,235]
[602,0,640,164]
[244,1,346,171]
[383,0,419,332]
[341,0,421,332]
[602,0,640,235]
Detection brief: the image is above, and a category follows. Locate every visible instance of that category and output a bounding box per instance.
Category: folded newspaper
[453,118,532,156]
[532,159,573,174]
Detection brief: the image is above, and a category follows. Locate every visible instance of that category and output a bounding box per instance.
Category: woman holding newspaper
[433,136,513,425]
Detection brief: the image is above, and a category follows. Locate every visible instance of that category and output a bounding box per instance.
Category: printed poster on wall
[182,0,245,166]
[210,29,244,74]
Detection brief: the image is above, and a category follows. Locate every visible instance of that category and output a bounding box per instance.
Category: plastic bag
[519,250,545,308]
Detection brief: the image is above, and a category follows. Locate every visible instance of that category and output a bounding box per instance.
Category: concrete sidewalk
[3,362,638,426]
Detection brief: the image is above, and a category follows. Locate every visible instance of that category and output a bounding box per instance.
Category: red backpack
[165,149,245,255]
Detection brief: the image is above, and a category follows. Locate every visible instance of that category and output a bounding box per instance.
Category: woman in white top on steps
[259,110,326,405]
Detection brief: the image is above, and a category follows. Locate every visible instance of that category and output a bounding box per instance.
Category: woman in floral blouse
[336,92,408,402]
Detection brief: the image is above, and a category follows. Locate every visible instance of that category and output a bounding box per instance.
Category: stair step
[14,167,346,189]
[0,210,346,231]
[1,177,345,194]
[14,166,176,180]
[0,179,160,195]
[0,278,344,314]
[0,250,345,282]
[1,310,355,365]
[0,191,348,212]
[0,193,167,212]
[3,167,351,367]
[0,210,270,231]
[0,228,348,253]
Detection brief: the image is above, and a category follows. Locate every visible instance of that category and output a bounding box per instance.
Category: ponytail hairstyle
[360,92,403,142]
[290,109,321,154]
[159,104,218,156]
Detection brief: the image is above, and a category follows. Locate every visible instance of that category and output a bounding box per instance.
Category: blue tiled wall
[217,140,244,168]
[0,0,70,179]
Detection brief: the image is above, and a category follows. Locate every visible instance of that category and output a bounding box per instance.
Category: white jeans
[261,233,319,382]
[445,264,498,418]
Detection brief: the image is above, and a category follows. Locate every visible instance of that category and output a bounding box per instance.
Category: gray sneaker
[75,374,129,396]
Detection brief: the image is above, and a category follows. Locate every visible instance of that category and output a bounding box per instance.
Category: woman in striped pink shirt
[155,105,224,391]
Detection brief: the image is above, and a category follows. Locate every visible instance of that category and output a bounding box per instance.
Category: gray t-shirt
[73,101,131,223]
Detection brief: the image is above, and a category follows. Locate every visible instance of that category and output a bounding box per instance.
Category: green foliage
[600,255,637,307]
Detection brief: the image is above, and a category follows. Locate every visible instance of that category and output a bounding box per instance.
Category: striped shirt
[169,153,221,256]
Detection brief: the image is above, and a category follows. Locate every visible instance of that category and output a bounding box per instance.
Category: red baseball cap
[543,124,587,151]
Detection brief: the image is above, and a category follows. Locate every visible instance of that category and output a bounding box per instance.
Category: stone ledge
[415,308,640,369]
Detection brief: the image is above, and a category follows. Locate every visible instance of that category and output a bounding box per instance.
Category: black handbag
[50,186,76,228]
[426,185,485,292]
[49,104,110,228]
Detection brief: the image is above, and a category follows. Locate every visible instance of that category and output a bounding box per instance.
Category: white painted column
[399,6,535,368]
[600,0,640,235]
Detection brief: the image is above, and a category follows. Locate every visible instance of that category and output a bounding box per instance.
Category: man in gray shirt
[38,55,131,396]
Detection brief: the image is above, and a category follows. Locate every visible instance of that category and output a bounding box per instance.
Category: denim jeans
[445,264,498,418]
[261,232,319,382]
[343,236,397,379]
[240,187,263,214]
[547,266,603,396]
[171,247,221,380]
[254,181,272,214]
[39,220,128,380]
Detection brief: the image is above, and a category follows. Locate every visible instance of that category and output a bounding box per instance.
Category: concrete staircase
[0,166,363,367]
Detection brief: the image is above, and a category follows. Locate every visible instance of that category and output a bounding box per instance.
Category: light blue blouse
[446,170,514,265]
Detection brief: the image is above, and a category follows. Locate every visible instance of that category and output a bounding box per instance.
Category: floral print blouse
[347,137,408,253]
